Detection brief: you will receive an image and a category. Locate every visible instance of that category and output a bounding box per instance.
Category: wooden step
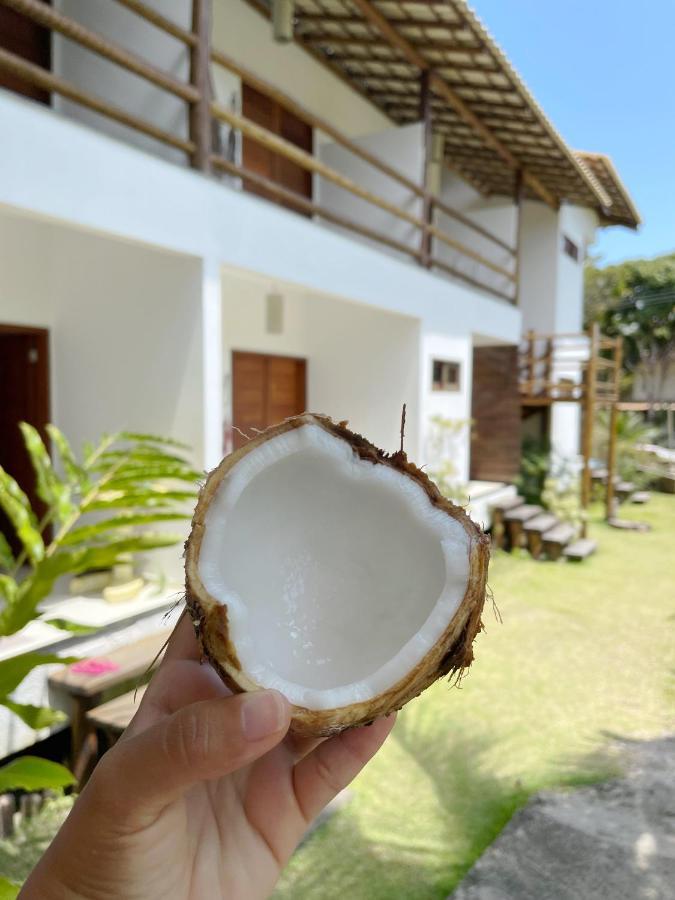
[87,684,148,737]
[504,504,543,550]
[616,481,636,500]
[503,504,543,522]
[490,495,524,549]
[491,494,525,513]
[563,539,597,561]
[542,522,576,560]
[630,491,650,504]
[524,513,559,559]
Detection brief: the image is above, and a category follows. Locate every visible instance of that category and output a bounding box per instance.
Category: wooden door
[242,83,313,215]
[0,2,51,104]
[470,345,521,483]
[232,352,306,449]
[0,326,51,553]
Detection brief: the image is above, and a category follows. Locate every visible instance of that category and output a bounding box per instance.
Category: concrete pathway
[450,736,675,900]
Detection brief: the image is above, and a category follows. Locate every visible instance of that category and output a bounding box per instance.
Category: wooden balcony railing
[0,0,518,303]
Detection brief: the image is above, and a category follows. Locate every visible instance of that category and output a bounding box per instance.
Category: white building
[0,0,640,537]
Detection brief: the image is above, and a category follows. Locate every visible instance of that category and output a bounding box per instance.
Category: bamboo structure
[519,326,624,536]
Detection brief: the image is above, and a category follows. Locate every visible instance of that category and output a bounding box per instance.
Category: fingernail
[241,691,287,741]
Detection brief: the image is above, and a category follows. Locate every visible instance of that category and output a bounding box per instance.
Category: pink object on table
[70,658,120,675]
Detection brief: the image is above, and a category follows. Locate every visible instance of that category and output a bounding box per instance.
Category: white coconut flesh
[198,423,471,711]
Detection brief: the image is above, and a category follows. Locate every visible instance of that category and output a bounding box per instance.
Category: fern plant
[0,423,200,738]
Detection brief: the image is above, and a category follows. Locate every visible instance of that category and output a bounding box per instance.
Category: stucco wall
[436,171,517,300]
[0,210,205,469]
[220,270,420,456]
[317,122,425,260]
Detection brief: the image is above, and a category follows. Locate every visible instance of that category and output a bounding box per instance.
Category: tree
[585,253,675,401]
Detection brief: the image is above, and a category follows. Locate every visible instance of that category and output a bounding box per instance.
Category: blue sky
[472,0,675,265]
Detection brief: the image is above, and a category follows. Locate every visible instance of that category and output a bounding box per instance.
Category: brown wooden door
[0,2,51,104]
[232,352,306,450]
[470,345,521,483]
[242,83,313,215]
[0,326,51,553]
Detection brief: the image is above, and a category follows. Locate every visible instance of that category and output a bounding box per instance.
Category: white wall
[418,333,472,481]
[317,122,425,260]
[221,270,420,456]
[555,204,598,333]
[53,0,191,165]
[436,171,517,301]
[0,91,522,348]
[518,200,560,334]
[0,211,205,470]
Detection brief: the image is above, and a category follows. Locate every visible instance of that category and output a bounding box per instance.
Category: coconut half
[185,414,490,736]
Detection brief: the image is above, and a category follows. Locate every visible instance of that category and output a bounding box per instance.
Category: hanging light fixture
[272,0,294,43]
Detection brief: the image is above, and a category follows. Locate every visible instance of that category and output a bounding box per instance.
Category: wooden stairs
[492,497,597,562]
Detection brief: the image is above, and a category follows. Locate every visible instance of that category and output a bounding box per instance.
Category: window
[562,235,580,262]
[432,359,460,392]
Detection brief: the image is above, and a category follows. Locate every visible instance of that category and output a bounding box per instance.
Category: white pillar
[201,256,223,470]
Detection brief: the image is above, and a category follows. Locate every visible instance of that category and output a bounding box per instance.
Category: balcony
[0,0,521,304]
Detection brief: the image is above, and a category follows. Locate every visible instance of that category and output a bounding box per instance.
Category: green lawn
[275,494,675,900]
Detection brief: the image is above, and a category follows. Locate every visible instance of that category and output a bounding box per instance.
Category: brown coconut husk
[185,413,490,737]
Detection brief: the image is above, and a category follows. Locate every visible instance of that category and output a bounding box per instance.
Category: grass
[275,494,675,900]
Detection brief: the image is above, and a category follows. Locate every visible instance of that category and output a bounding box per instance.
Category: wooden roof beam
[350,0,558,209]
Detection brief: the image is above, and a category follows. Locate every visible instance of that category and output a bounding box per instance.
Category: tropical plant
[585,253,675,402]
[515,436,550,505]
[426,415,470,504]
[594,409,658,489]
[0,424,200,791]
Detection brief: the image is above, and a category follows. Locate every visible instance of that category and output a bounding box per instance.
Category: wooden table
[87,684,148,747]
[49,629,170,779]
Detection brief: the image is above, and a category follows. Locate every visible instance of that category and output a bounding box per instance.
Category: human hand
[21,613,395,900]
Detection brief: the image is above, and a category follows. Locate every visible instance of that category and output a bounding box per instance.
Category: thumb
[93,690,291,825]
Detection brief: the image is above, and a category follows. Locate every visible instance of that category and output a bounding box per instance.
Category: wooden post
[605,338,623,520]
[514,169,525,305]
[189,0,212,172]
[580,322,600,536]
[419,69,433,268]
[525,328,535,396]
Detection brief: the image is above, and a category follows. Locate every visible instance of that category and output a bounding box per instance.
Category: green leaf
[0,756,75,792]
[43,618,97,635]
[19,423,73,520]
[1,699,66,729]
[0,575,18,604]
[0,533,14,571]
[5,532,182,634]
[84,488,197,512]
[105,463,202,486]
[0,652,78,697]
[46,424,90,491]
[0,467,44,565]
[61,512,190,546]
[0,876,20,900]
[119,431,191,449]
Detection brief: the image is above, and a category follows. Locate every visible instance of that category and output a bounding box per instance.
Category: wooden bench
[563,539,597,561]
[49,629,170,779]
[616,481,636,501]
[523,513,559,559]
[503,504,543,550]
[86,685,148,748]
[490,495,524,549]
[541,522,576,560]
